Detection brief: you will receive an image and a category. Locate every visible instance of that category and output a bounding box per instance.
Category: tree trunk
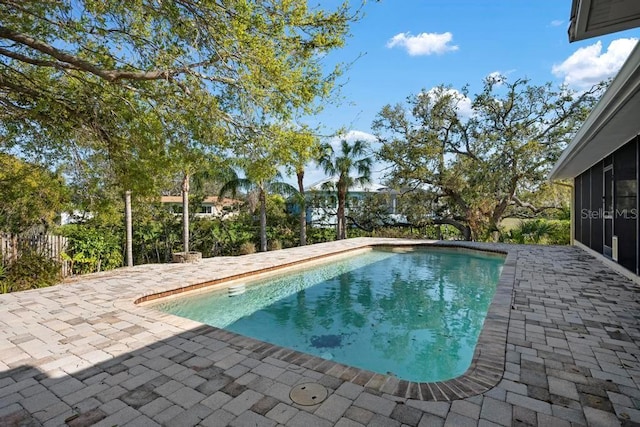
[337,185,346,240]
[125,190,133,267]
[431,218,472,241]
[297,170,306,246]
[182,173,189,253]
[10,234,18,263]
[259,187,267,252]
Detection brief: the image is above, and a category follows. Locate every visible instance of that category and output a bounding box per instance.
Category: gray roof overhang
[569,0,640,42]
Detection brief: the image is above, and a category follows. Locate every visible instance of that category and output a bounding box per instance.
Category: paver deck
[0,238,639,426]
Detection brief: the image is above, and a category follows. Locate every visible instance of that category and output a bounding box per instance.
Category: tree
[373,76,604,241]
[63,87,169,266]
[1,0,356,154]
[2,1,356,260]
[178,155,234,255]
[169,150,224,256]
[280,125,321,246]
[219,170,295,252]
[342,191,398,232]
[317,139,373,240]
[0,153,69,234]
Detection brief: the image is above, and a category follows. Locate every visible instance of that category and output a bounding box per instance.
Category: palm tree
[179,160,234,254]
[317,139,373,240]
[294,165,307,246]
[180,172,190,254]
[284,127,320,246]
[219,170,295,252]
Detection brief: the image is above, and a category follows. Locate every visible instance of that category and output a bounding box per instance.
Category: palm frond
[269,181,298,198]
[218,177,253,199]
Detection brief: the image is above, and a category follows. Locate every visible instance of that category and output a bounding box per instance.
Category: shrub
[268,240,283,251]
[3,248,61,292]
[60,224,123,274]
[502,219,570,245]
[546,219,570,245]
[0,264,7,294]
[306,227,335,244]
[238,242,256,255]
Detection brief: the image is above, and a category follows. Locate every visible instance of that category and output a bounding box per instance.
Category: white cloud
[386,32,459,56]
[552,38,638,89]
[327,130,377,151]
[550,19,564,27]
[337,130,377,143]
[421,87,474,119]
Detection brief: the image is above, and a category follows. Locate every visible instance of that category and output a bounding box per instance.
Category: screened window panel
[590,162,604,253]
[580,169,591,247]
[574,175,582,243]
[614,139,637,273]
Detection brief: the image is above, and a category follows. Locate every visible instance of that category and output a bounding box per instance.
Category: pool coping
[136,241,514,401]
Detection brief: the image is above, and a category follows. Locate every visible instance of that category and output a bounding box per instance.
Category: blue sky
[298,0,640,185]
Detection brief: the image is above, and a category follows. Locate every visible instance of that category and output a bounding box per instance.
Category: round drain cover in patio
[289,383,328,406]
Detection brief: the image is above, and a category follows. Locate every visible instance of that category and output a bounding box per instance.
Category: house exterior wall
[574,135,639,275]
[303,190,399,227]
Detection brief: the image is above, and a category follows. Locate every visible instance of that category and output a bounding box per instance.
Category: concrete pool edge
[133,246,375,305]
[136,240,514,401]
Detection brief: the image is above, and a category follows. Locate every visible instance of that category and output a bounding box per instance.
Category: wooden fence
[1,233,71,278]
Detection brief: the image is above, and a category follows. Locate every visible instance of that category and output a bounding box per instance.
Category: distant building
[301,178,403,227]
[60,210,94,225]
[160,196,240,218]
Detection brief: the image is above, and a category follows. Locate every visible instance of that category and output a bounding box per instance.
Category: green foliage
[265,195,297,248]
[0,153,69,234]
[369,225,461,240]
[189,216,253,257]
[133,204,181,263]
[1,248,61,292]
[219,165,297,252]
[60,224,123,274]
[305,227,336,245]
[0,264,7,294]
[344,192,396,232]
[317,138,373,239]
[277,124,322,246]
[2,0,355,199]
[185,218,218,258]
[374,76,604,241]
[501,219,570,245]
[130,198,270,259]
[2,1,355,262]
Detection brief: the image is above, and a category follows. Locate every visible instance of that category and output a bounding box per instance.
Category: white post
[125,190,133,267]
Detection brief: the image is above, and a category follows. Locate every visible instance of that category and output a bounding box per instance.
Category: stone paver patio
[0,238,639,426]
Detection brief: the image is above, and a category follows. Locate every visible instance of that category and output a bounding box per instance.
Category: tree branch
[510,195,559,214]
[0,47,81,71]
[0,25,193,83]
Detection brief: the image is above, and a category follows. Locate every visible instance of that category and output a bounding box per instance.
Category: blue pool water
[153,248,504,382]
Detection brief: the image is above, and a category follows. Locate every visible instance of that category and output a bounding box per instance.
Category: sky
[297,0,640,186]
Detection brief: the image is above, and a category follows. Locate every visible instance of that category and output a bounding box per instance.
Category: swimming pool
[152,247,504,382]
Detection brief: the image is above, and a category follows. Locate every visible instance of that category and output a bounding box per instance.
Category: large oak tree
[373,76,604,241]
